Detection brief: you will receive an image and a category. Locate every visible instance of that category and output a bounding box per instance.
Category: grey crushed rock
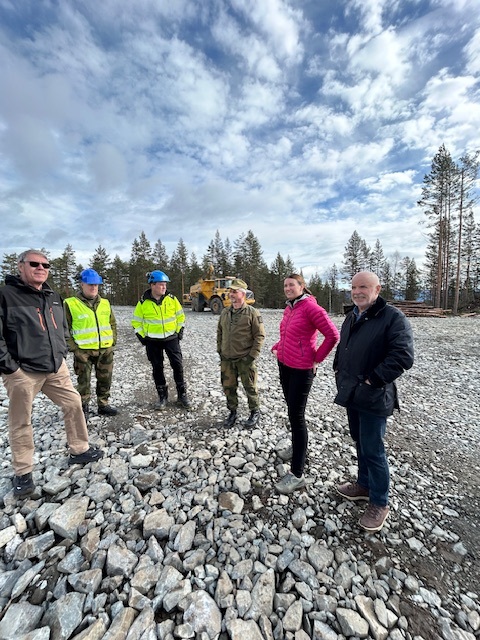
[0,309,479,639]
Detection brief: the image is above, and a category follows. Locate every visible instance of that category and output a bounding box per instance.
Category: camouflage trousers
[73,348,114,407]
[220,357,259,411]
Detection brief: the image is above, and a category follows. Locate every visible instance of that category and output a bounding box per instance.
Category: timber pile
[389,300,449,317]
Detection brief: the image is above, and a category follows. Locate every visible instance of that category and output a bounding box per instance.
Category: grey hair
[18,249,49,265]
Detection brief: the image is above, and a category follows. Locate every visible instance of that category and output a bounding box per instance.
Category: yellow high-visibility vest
[132,294,185,339]
[65,297,114,349]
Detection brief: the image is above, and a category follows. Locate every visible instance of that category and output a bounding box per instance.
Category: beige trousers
[2,360,89,475]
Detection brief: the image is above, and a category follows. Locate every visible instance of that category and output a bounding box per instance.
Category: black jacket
[333,296,414,416]
[0,275,68,374]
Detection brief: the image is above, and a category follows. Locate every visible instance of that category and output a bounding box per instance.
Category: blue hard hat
[80,268,103,284]
[147,270,170,283]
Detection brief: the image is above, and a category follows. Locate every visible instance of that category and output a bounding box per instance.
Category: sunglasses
[26,261,51,269]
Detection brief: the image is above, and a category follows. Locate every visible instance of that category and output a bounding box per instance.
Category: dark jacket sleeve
[0,298,19,374]
[369,310,414,386]
[110,306,117,346]
[249,309,265,360]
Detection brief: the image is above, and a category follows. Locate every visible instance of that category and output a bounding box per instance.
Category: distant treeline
[2,147,479,314]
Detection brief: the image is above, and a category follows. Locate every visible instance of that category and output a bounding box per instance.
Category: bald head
[351,271,381,312]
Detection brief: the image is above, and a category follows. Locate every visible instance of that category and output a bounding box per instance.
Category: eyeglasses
[25,261,51,269]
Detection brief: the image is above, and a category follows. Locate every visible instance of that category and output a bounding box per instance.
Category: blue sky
[1,0,479,280]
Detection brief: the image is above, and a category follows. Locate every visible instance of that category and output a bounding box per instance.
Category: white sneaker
[275,472,306,495]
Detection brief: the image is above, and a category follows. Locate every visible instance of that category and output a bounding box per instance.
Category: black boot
[98,405,118,416]
[154,385,168,410]
[13,472,35,497]
[176,385,191,410]
[178,394,192,409]
[245,410,260,427]
[223,410,237,428]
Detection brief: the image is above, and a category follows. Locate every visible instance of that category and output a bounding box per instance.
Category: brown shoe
[336,481,369,501]
[359,503,390,532]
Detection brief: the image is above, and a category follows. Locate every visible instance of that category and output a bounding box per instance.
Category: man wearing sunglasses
[0,249,104,498]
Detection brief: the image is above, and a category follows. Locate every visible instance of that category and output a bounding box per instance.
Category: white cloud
[0,0,479,279]
[89,143,128,191]
[422,69,477,111]
[230,0,303,63]
[464,28,480,74]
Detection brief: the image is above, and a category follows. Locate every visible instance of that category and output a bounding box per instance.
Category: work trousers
[145,337,186,397]
[346,407,389,507]
[220,357,259,411]
[1,360,89,475]
[73,348,114,407]
[278,362,315,478]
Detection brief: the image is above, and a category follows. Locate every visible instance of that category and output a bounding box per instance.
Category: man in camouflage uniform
[217,279,265,428]
[64,269,118,419]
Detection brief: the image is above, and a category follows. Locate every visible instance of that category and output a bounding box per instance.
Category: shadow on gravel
[399,600,441,639]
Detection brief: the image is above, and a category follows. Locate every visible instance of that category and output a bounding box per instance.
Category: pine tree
[404,258,421,300]
[452,151,480,313]
[1,252,19,285]
[90,245,111,277]
[462,209,476,306]
[129,232,155,305]
[153,239,169,272]
[221,238,234,275]
[202,240,216,275]
[369,239,386,277]
[418,144,459,308]
[342,231,370,280]
[107,255,130,305]
[234,231,268,305]
[188,252,203,289]
[50,244,78,298]
[169,238,189,298]
[308,272,330,309]
[267,253,296,308]
[381,261,394,300]
[325,263,343,313]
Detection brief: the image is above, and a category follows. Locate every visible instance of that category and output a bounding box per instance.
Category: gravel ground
[0,307,479,640]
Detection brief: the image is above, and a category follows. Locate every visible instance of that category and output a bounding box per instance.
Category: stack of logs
[388,301,449,317]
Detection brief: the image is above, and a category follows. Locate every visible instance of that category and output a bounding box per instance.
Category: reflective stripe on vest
[132,297,185,339]
[65,297,114,349]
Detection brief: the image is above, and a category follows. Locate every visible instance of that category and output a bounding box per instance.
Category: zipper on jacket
[49,307,58,329]
[36,308,46,331]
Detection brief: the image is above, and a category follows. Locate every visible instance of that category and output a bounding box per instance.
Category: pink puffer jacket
[271,295,339,369]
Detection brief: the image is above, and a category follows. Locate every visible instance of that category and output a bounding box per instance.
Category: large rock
[48,496,90,542]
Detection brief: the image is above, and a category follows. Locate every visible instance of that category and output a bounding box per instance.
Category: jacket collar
[5,274,54,295]
[353,295,387,321]
[141,288,168,304]
[78,291,100,305]
[286,293,310,308]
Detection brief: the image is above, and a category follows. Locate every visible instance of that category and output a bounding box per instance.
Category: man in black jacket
[0,249,104,498]
[333,271,414,532]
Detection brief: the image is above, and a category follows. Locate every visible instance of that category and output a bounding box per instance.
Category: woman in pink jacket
[272,274,339,494]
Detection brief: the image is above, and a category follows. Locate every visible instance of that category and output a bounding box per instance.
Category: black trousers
[278,362,315,477]
[145,337,186,396]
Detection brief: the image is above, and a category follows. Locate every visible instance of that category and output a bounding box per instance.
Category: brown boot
[359,503,390,532]
[336,481,369,501]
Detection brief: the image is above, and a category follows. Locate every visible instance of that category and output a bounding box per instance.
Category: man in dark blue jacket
[333,271,414,532]
[0,249,104,498]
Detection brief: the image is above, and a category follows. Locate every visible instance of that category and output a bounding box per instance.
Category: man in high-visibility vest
[132,270,191,410]
[64,269,118,419]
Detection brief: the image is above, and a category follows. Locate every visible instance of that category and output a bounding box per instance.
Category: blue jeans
[347,407,389,506]
[278,362,315,477]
